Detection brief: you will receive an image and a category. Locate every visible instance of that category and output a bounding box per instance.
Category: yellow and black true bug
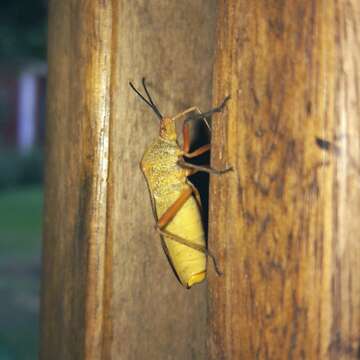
[130,79,230,288]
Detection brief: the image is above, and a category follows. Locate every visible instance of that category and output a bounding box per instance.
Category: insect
[130,78,231,288]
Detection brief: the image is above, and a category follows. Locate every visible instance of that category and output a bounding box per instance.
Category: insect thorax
[141,138,186,196]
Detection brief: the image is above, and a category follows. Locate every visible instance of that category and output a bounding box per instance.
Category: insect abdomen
[155,190,206,287]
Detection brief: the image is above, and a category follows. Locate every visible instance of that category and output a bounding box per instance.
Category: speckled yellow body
[141,133,206,288]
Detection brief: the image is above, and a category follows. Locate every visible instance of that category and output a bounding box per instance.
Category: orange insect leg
[183,123,191,153]
[157,187,193,229]
[155,186,223,276]
[183,144,210,158]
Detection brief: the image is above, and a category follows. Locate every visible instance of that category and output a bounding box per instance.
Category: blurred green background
[0,0,47,359]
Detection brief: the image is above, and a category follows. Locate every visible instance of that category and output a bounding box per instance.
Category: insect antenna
[141,78,163,119]
[129,79,163,120]
[141,78,162,115]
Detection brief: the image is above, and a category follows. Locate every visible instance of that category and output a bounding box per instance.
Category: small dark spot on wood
[253,178,270,196]
[287,231,293,260]
[246,149,255,163]
[315,137,331,150]
[250,87,260,108]
[268,172,278,183]
[258,261,268,279]
[235,33,250,48]
[306,101,312,115]
[269,260,284,275]
[308,175,320,197]
[316,138,341,155]
[255,128,265,137]
[266,79,273,101]
[243,210,255,225]
[265,306,275,319]
[269,111,280,134]
[275,178,285,199]
[268,19,285,38]
[256,214,272,243]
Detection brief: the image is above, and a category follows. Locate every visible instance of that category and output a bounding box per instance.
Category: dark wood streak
[316,137,332,151]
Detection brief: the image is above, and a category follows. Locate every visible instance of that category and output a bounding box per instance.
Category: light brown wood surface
[106,2,216,359]
[41,1,112,359]
[41,1,216,359]
[208,1,360,359]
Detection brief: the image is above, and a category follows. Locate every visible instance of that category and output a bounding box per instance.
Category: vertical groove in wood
[208,0,360,359]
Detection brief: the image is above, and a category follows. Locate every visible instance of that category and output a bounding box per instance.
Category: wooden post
[208,1,360,359]
[41,1,217,359]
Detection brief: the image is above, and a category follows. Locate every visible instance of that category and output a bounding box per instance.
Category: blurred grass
[0,186,42,255]
[0,185,42,360]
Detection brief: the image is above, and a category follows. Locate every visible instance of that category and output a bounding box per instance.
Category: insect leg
[157,187,193,228]
[182,124,211,156]
[154,187,223,276]
[183,144,211,158]
[178,159,233,175]
[174,107,210,134]
[186,180,202,210]
[155,187,201,252]
[181,97,230,152]
[172,106,200,122]
[155,227,223,276]
[185,96,231,124]
[182,96,231,133]
[182,123,191,153]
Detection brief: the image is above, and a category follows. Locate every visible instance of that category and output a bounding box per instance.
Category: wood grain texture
[107,2,216,359]
[41,1,217,359]
[208,1,360,359]
[41,1,112,359]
